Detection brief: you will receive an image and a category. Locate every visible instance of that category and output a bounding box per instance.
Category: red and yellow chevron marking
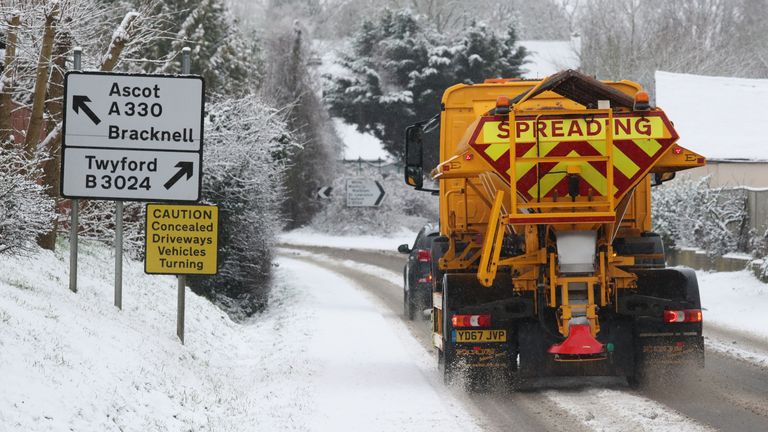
[468,112,678,201]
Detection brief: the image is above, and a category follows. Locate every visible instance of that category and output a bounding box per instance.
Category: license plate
[453,329,507,343]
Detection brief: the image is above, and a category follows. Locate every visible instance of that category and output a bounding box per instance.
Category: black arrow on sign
[72,95,101,125]
[164,161,194,190]
[374,180,386,206]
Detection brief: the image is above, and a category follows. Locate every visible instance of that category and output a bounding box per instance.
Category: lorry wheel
[439,347,459,385]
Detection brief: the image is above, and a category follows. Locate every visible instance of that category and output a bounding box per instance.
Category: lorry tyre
[439,347,458,385]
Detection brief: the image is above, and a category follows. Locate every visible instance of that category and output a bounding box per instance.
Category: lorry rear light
[451,314,491,328]
[417,249,431,262]
[664,309,702,323]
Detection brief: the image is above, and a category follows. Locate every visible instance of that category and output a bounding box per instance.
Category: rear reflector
[664,309,702,323]
[417,273,433,284]
[451,314,491,328]
[417,249,431,262]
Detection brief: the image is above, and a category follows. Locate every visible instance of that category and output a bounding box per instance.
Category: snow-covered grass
[0,240,479,431]
[279,227,417,252]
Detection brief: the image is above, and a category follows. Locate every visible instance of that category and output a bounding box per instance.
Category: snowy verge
[0,240,481,431]
[278,227,417,252]
[696,270,768,342]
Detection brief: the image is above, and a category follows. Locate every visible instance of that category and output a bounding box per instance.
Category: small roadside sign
[145,204,218,275]
[61,71,204,202]
[346,178,386,207]
[316,186,333,199]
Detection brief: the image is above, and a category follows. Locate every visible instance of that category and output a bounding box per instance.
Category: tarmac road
[279,244,768,432]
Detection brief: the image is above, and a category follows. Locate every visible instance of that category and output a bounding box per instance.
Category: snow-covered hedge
[187,96,295,319]
[0,150,55,255]
[652,175,748,256]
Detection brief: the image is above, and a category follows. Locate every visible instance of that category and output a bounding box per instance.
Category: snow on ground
[279,227,416,252]
[545,388,714,432]
[333,118,393,161]
[0,241,479,431]
[655,71,768,161]
[519,39,581,79]
[696,270,768,341]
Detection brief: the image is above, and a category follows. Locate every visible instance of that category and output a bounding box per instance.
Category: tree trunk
[37,27,72,251]
[24,2,60,156]
[0,12,21,147]
[35,12,140,249]
[99,12,139,72]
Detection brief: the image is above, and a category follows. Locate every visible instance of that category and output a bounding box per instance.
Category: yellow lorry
[403,70,705,386]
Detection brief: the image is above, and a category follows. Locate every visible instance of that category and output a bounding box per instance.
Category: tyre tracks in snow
[278,244,768,432]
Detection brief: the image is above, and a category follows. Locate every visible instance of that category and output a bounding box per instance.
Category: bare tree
[0,11,20,146]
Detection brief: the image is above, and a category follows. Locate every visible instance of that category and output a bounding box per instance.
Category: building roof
[655,70,768,162]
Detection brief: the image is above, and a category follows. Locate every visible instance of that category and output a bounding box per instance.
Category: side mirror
[404,166,423,189]
[651,172,676,187]
[398,244,411,254]
[404,124,424,189]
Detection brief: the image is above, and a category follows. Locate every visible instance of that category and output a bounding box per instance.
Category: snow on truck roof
[656,70,768,162]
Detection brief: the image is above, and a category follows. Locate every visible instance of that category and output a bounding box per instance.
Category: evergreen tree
[326,9,527,161]
[125,0,260,97]
[451,23,527,84]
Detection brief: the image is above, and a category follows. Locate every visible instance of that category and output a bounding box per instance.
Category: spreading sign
[468,112,679,201]
[145,204,218,275]
[60,71,204,201]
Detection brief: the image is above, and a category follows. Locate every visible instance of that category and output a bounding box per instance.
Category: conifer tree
[326,9,527,161]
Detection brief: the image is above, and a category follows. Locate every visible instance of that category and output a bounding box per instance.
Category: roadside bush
[187,96,295,319]
[0,150,55,255]
[651,175,748,256]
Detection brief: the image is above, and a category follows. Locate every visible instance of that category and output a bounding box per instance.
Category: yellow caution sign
[145,204,218,275]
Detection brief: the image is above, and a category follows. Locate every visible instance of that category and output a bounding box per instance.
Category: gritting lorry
[403,70,706,386]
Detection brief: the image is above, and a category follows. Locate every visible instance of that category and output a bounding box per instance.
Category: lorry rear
[403,70,706,387]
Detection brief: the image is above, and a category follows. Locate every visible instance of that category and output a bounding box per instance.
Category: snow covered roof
[519,39,581,79]
[656,71,768,161]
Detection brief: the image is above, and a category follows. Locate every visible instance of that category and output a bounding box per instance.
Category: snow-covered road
[280,243,768,432]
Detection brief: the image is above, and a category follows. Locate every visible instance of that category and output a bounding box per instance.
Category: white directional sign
[61,71,204,201]
[346,178,386,207]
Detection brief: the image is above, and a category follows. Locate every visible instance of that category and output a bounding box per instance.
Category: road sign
[316,186,333,199]
[61,71,204,201]
[346,178,385,207]
[145,204,218,275]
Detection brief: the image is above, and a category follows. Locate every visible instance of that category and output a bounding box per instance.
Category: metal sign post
[69,47,82,294]
[178,47,191,344]
[114,201,123,309]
